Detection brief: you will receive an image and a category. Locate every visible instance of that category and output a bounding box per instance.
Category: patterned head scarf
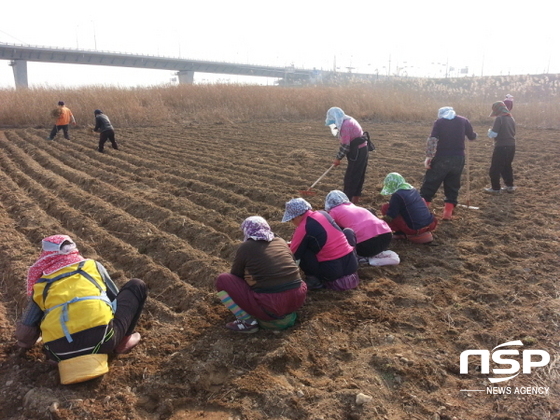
[325,190,351,211]
[241,216,274,242]
[490,101,511,117]
[438,106,456,120]
[380,172,414,195]
[26,235,85,296]
[282,198,312,222]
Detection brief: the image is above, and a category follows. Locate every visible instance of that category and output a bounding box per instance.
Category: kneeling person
[282,198,359,291]
[381,173,438,244]
[325,190,399,266]
[215,216,307,333]
[16,235,147,384]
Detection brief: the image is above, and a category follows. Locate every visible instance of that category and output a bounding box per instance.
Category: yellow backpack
[33,259,115,344]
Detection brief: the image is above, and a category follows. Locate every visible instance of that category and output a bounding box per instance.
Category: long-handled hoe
[458,140,479,210]
[299,164,335,197]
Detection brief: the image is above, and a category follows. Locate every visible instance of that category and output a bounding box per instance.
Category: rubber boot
[442,203,455,221]
[423,199,431,208]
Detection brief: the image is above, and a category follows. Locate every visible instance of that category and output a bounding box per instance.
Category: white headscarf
[438,107,456,120]
[325,107,351,137]
[325,190,351,211]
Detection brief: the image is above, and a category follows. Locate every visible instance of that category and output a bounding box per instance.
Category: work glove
[424,158,432,169]
[333,159,341,167]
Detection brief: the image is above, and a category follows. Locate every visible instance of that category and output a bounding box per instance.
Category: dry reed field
[0,78,559,420]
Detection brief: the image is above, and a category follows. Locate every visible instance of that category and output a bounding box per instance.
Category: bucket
[58,353,109,385]
[257,312,297,330]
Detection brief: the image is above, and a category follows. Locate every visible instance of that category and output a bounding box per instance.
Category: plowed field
[0,121,558,420]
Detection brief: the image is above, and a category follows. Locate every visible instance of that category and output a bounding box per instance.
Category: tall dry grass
[1,74,559,129]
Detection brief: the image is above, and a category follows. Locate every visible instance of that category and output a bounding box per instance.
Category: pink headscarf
[26,235,85,296]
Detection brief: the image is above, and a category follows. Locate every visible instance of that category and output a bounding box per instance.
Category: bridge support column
[10,60,29,89]
[177,70,194,84]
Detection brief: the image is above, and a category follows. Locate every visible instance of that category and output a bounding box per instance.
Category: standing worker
[484,101,516,193]
[419,106,477,220]
[47,101,76,140]
[325,107,373,205]
[503,94,514,111]
[93,109,119,153]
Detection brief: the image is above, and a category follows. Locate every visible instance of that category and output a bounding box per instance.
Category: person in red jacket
[47,101,76,140]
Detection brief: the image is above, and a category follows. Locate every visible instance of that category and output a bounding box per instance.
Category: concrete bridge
[0,43,378,88]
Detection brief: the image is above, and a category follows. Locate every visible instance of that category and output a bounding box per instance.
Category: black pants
[299,228,358,283]
[49,124,70,139]
[99,129,118,152]
[489,145,515,190]
[356,232,392,257]
[420,155,465,205]
[344,146,369,198]
[45,279,148,360]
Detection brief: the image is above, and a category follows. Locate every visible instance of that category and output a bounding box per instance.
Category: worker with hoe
[47,101,76,140]
[282,197,359,291]
[215,216,307,333]
[93,109,119,153]
[419,106,477,220]
[15,235,147,384]
[325,107,373,205]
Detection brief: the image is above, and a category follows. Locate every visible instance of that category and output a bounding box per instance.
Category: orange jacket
[56,106,75,126]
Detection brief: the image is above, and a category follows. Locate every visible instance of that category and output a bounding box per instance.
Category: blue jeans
[420,155,465,205]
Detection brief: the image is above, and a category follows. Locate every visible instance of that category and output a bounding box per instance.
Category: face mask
[329,124,338,137]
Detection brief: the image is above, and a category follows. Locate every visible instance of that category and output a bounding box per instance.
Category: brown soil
[0,121,558,420]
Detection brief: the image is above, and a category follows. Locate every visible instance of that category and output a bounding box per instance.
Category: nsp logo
[460,340,550,383]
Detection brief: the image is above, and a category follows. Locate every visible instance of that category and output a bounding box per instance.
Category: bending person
[282,197,359,291]
[325,190,399,266]
[15,235,147,383]
[381,173,438,244]
[325,107,372,204]
[215,216,307,333]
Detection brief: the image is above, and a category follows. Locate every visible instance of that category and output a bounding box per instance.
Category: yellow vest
[33,260,114,343]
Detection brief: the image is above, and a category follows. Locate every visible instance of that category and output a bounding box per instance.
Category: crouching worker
[380,173,438,244]
[215,216,307,333]
[282,198,359,291]
[15,235,147,384]
[325,190,399,267]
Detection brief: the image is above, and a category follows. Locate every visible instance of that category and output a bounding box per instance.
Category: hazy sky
[1,0,557,88]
